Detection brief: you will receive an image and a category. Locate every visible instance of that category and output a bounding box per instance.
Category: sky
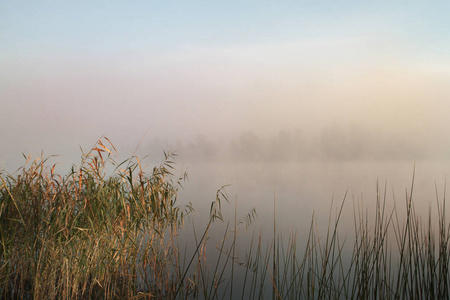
[1,1,450,171]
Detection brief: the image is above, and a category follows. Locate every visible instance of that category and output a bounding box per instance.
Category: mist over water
[178,159,450,232]
[1,0,450,249]
[143,126,448,165]
[3,3,450,297]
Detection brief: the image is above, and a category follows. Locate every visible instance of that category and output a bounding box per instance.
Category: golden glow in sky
[1,1,450,169]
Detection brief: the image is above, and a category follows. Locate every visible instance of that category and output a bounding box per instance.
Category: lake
[172,160,450,298]
[178,160,450,231]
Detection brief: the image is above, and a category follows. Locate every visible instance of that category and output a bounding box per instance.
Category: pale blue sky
[2,2,449,56]
[1,1,450,171]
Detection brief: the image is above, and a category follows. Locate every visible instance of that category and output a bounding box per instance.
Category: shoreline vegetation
[1,138,449,299]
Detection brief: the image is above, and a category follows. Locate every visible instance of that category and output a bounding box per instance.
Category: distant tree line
[144,126,435,163]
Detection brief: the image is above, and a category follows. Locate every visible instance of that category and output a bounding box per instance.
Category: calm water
[161,160,450,298]
[172,160,450,295]
[179,160,450,233]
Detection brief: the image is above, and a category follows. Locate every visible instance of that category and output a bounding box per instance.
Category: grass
[1,137,449,299]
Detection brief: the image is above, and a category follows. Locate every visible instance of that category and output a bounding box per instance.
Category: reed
[1,138,450,299]
[0,138,194,299]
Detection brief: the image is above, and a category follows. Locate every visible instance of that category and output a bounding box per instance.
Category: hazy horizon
[2,1,450,172]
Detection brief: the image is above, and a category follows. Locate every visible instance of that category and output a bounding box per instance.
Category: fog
[1,2,450,173]
[3,5,450,296]
[3,48,450,173]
